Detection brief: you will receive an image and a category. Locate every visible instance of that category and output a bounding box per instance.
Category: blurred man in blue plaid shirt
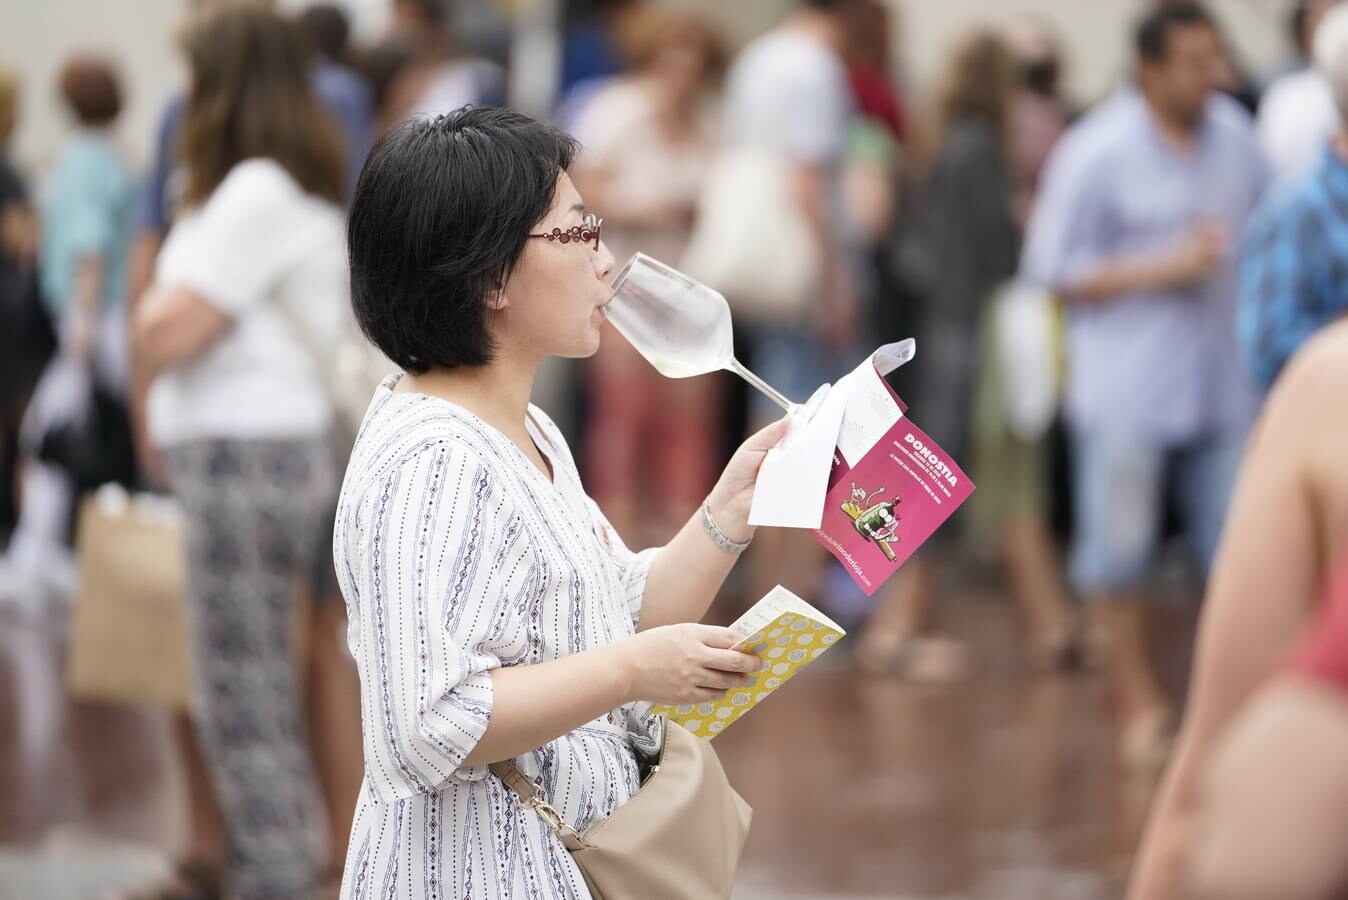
[1240,3,1348,389]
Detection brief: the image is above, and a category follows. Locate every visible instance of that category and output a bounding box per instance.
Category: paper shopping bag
[66,487,191,710]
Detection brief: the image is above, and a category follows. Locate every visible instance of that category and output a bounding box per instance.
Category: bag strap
[270,290,338,398]
[490,761,589,851]
[261,227,363,428]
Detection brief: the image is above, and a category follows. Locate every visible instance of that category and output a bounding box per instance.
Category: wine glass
[602,253,810,415]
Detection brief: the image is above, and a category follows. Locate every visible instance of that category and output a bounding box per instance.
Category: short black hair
[1136,2,1213,62]
[348,107,578,373]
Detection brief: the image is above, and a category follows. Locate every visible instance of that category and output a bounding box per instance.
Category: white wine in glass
[602,253,802,414]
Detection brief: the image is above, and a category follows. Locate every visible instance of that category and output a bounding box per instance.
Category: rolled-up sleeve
[360,442,531,795]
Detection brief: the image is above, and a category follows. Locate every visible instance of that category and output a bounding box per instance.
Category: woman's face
[499,171,616,362]
[652,36,712,100]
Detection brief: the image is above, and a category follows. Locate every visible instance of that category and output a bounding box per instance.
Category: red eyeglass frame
[527,214,603,251]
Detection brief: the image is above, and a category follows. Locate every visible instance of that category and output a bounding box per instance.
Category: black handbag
[37,381,137,492]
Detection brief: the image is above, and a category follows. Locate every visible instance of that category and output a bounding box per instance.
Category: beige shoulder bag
[490,717,752,899]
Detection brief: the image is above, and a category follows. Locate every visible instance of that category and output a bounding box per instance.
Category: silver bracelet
[701,500,752,554]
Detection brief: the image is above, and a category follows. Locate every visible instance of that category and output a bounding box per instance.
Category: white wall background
[0,0,390,176]
[0,0,1302,179]
[2,0,185,173]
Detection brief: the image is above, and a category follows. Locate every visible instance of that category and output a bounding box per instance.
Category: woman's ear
[490,287,510,311]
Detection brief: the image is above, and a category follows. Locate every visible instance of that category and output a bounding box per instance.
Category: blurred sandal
[855,627,973,684]
[1025,625,1077,672]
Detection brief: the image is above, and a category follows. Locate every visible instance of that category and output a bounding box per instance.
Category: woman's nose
[594,240,616,281]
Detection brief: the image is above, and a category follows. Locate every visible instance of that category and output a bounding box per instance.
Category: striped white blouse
[335,376,663,899]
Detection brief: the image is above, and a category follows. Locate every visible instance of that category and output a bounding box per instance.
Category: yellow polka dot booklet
[650,585,846,740]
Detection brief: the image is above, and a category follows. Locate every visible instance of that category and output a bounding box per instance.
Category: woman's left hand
[705,417,791,544]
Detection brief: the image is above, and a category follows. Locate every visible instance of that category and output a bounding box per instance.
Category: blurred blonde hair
[936,29,1018,143]
[932,28,1013,159]
[0,65,18,144]
[618,9,728,83]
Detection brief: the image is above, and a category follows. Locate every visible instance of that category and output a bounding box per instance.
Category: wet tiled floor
[0,580,1197,899]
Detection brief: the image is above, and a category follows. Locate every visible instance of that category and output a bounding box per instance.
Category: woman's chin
[585,312,607,353]
[583,330,603,358]
[561,323,604,359]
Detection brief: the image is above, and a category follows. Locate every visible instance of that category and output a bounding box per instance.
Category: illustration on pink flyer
[812,417,975,597]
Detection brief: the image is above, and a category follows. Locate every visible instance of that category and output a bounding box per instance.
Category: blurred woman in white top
[131,6,348,897]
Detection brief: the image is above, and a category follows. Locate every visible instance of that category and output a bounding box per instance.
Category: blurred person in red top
[842,0,905,143]
[570,9,727,545]
[839,0,905,250]
[1129,318,1348,898]
[1187,543,1348,900]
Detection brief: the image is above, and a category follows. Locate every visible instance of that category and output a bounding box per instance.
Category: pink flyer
[811,416,975,597]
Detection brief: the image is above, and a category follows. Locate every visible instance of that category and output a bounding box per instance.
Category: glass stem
[727,358,794,412]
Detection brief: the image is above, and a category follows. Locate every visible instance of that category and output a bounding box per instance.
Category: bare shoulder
[1275,319,1348,400]
[1261,320,1348,545]
[1258,320,1348,440]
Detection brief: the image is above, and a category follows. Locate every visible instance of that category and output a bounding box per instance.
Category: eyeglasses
[528,213,603,252]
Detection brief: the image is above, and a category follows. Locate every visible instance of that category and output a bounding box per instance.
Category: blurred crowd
[5,0,1348,897]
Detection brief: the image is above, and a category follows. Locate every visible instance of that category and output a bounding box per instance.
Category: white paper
[747,380,850,528]
[746,340,917,529]
[729,585,846,646]
[835,339,915,466]
[837,357,903,466]
[872,338,916,378]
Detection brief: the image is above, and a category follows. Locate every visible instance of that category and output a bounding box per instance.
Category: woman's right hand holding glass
[619,624,759,705]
